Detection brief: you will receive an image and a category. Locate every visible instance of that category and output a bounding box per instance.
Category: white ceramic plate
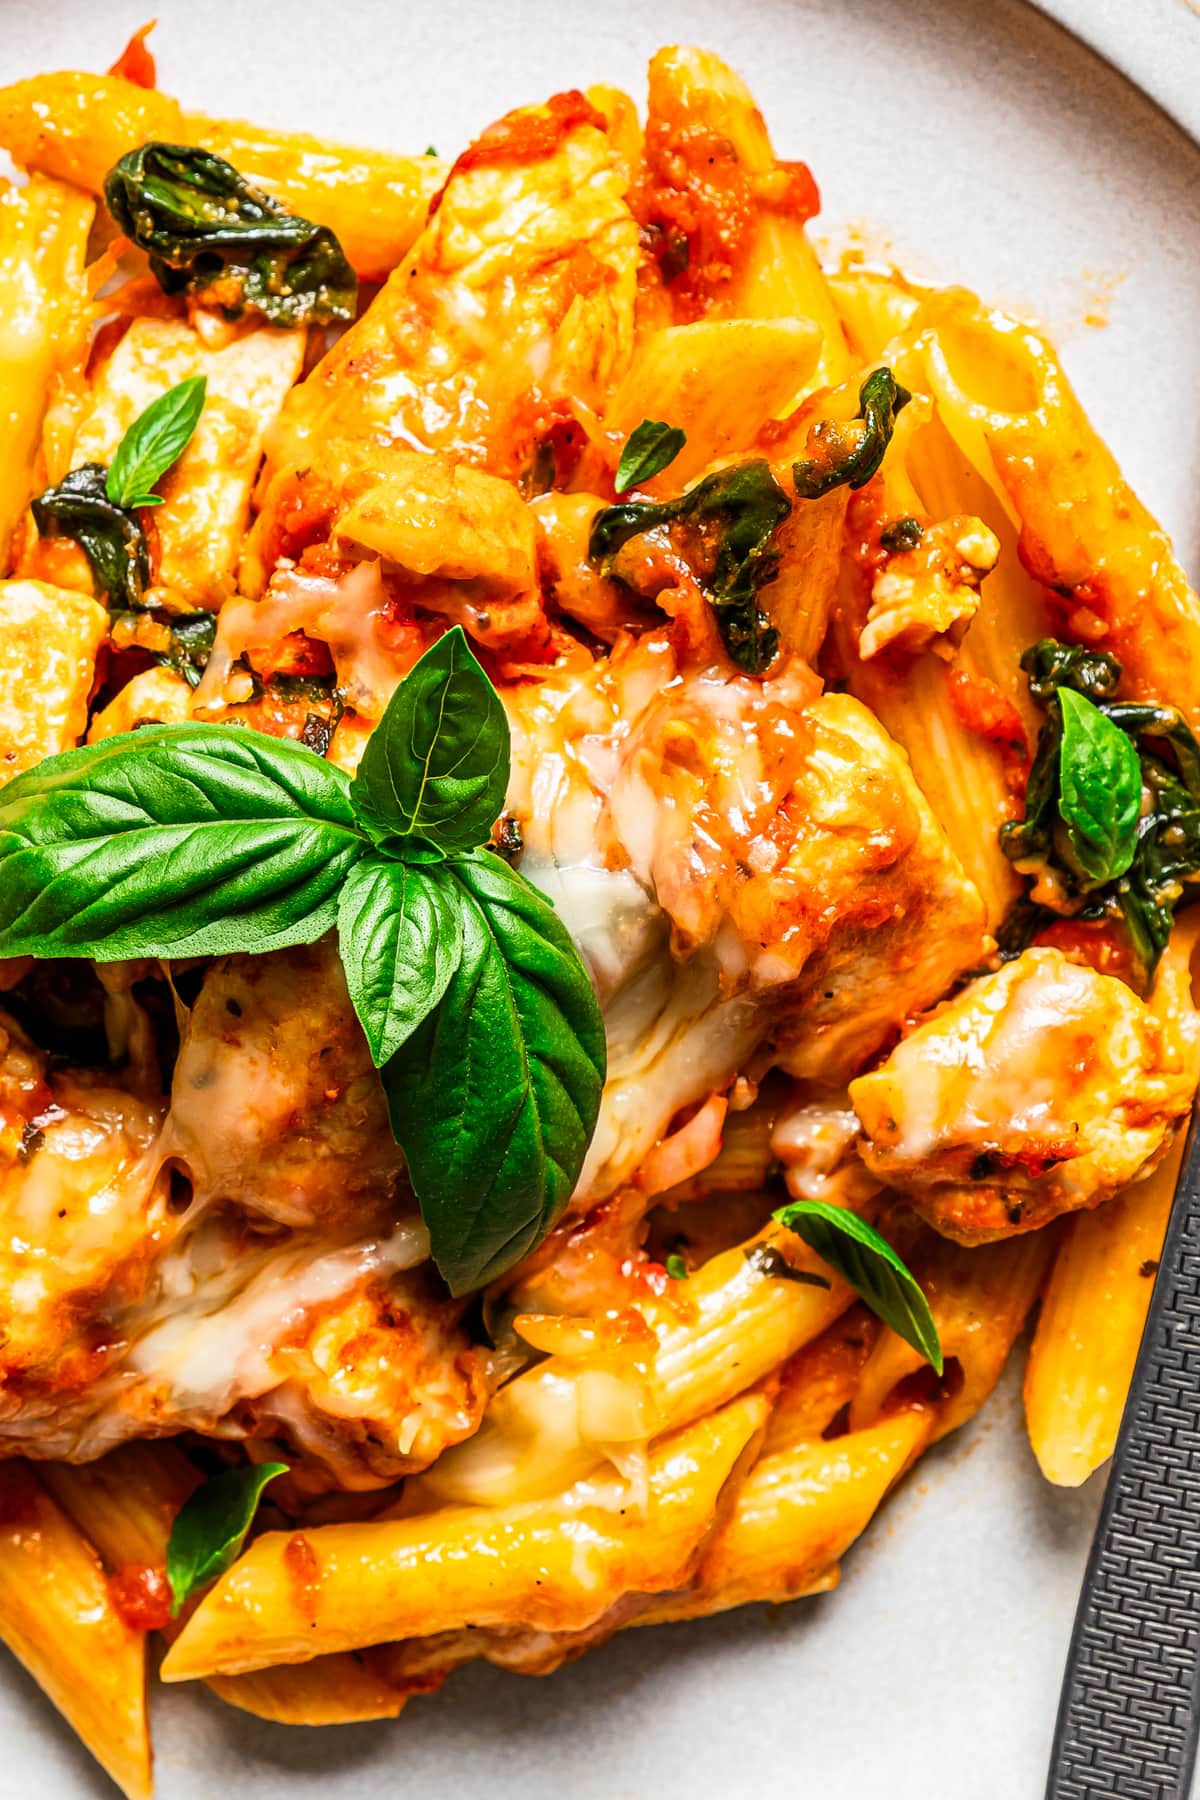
[1,3,1198,1795]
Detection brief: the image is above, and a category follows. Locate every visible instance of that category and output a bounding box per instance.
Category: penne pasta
[0,1461,151,1800]
[1025,1131,1187,1487]
[0,72,445,278]
[161,1396,766,1679]
[0,175,93,570]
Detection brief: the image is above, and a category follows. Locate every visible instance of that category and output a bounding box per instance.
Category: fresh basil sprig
[106,374,208,509]
[0,628,605,1295]
[166,1461,287,1615]
[615,419,686,493]
[772,1199,943,1373]
[32,376,208,607]
[1056,686,1141,884]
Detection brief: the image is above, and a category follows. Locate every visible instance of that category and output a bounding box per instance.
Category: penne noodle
[643,47,850,391]
[0,72,444,278]
[638,1409,931,1623]
[0,174,93,569]
[1025,1132,1187,1487]
[605,317,822,488]
[0,1461,151,1800]
[417,1224,855,1508]
[161,1396,767,1679]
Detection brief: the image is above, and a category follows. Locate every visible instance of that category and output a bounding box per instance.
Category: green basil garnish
[166,1462,288,1615]
[792,366,911,500]
[1056,687,1141,884]
[772,1200,943,1373]
[349,627,510,859]
[0,628,604,1295]
[31,464,152,610]
[665,1252,688,1280]
[383,849,605,1295]
[614,419,687,494]
[337,858,463,1066]
[104,142,356,327]
[589,459,791,675]
[0,726,363,959]
[999,638,1200,986]
[33,377,209,608]
[106,374,207,510]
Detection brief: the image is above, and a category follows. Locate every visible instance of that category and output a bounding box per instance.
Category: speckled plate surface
[0,3,1198,1795]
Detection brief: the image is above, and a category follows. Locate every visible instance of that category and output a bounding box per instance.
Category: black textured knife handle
[1047,1110,1200,1800]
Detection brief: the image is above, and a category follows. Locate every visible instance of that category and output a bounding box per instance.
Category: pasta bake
[0,28,1196,1795]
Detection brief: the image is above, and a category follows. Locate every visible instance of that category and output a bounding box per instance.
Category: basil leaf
[0,726,366,959]
[383,850,605,1295]
[772,1200,943,1373]
[337,857,464,1065]
[792,366,911,500]
[1057,686,1141,884]
[350,627,510,859]
[106,374,207,509]
[615,419,686,493]
[167,1462,287,1615]
[104,142,356,328]
[589,460,791,675]
[31,464,151,609]
[665,1253,688,1280]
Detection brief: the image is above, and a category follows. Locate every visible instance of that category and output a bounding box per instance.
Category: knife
[1046,1107,1200,1799]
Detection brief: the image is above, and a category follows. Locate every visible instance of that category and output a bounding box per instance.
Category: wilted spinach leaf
[589,459,791,674]
[792,366,911,500]
[105,142,357,327]
[31,464,151,609]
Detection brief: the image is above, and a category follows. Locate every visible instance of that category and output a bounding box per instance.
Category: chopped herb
[744,1242,832,1288]
[614,419,686,494]
[32,380,208,609]
[104,142,357,327]
[879,515,923,553]
[589,459,791,675]
[424,145,439,157]
[665,1252,689,1280]
[792,367,911,500]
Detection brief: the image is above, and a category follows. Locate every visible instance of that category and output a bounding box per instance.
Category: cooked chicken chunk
[0,579,106,783]
[0,952,489,1481]
[67,318,304,608]
[504,630,987,1199]
[159,940,405,1234]
[850,947,1200,1241]
[259,90,637,502]
[858,516,998,660]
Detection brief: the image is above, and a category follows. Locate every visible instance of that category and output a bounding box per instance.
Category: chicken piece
[0,955,490,1481]
[0,1009,172,1416]
[224,443,549,684]
[0,579,106,784]
[159,940,406,1234]
[256,90,638,520]
[850,947,1200,1242]
[858,516,998,660]
[503,629,986,1199]
[68,318,303,608]
[87,666,192,740]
